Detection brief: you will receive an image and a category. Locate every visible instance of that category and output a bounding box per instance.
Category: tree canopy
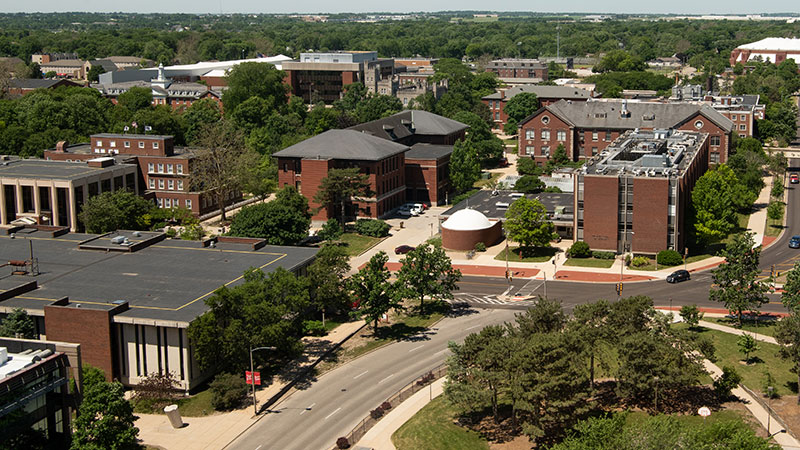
[79,189,155,233]
[222,62,288,117]
[504,197,554,249]
[312,167,373,224]
[709,232,769,325]
[228,186,310,244]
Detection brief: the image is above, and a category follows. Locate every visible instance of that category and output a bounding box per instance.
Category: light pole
[767,386,774,435]
[505,229,510,289]
[654,376,660,412]
[250,346,276,415]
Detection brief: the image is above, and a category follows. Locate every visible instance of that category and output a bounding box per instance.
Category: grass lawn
[766,202,785,238]
[337,233,384,256]
[685,253,714,264]
[134,388,216,417]
[564,257,614,268]
[681,325,795,397]
[495,246,559,263]
[629,259,681,272]
[392,396,489,450]
[704,316,778,338]
[473,172,502,189]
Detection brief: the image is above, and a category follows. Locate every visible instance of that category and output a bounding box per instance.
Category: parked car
[666,269,691,283]
[790,235,800,249]
[410,203,424,215]
[395,245,415,255]
[791,173,799,184]
[498,157,509,167]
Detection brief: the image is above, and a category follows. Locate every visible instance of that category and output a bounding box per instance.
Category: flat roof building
[282,51,395,103]
[730,37,800,67]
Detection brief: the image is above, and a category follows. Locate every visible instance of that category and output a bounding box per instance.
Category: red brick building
[730,38,800,67]
[483,85,595,128]
[282,51,394,103]
[404,144,451,205]
[518,99,733,166]
[576,129,709,255]
[486,59,548,81]
[702,94,764,138]
[96,66,224,112]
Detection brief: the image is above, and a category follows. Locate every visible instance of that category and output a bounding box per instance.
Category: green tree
[79,189,154,233]
[679,304,704,329]
[187,267,309,371]
[0,308,36,339]
[504,197,554,250]
[714,366,742,400]
[117,86,153,113]
[737,333,760,364]
[307,244,350,325]
[570,300,611,390]
[223,62,288,117]
[182,98,221,144]
[396,244,461,313]
[312,167,373,226]
[781,261,800,312]
[228,186,310,244]
[502,92,540,134]
[87,64,106,83]
[516,156,542,176]
[767,201,784,222]
[71,380,141,450]
[348,251,401,332]
[709,232,769,326]
[514,175,545,193]
[775,312,800,404]
[354,95,403,123]
[690,164,742,245]
[317,218,343,241]
[449,139,481,193]
[593,50,646,72]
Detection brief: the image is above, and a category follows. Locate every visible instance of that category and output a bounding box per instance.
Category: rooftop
[736,37,800,52]
[274,129,409,161]
[0,230,319,324]
[442,190,574,224]
[404,143,453,160]
[483,85,594,101]
[348,110,468,141]
[0,347,57,381]
[0,158,134,181]
[8,79,79,90]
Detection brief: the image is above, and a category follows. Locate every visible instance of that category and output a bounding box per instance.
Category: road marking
[353,370,369,379]
[434,348,450,356]
[465,324,481,330]
[325,407,342,421]
[378,374,395,384]
[299,403,316,415]
[409,345,424,353]
[255,446,261,450]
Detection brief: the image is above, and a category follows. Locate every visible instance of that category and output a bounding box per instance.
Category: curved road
[228,164,798,450]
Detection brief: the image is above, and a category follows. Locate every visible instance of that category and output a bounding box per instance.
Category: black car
[666,269,690,283]
[395,245,415,255]
[790,236,800,249]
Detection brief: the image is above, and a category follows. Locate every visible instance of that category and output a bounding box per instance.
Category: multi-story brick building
[730,37,800,67]
[483,85,595,128]
[576,129,709,255]
[282,51,394,103]
[485,58,548,82]
[518,99,733,166]
[702,94,764,138]
[404,144,451,205]
[44,133,240,217]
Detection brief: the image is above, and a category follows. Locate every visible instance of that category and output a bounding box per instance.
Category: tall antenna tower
[556,24,561,59]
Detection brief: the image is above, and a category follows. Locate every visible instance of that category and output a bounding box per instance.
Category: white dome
[442,209,493,231]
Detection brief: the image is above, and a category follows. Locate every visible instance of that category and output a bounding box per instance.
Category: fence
[332,364,448,449]
[739,384,799,442]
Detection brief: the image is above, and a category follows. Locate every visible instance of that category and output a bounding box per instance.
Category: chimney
[55,141,68,153]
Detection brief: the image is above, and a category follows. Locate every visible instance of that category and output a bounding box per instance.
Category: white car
[410,203,425,215]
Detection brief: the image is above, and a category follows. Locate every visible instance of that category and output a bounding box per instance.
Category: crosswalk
[452,293,537,307]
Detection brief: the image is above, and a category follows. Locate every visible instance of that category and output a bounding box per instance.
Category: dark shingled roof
[405,143,453,160]
[482,85,594,101]
[273,129,409,161]
[348,110,468,141]
[8,79,79,90]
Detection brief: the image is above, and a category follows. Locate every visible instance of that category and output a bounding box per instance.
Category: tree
[690,164,745,245]
[504,197,554,250]
[228,186,310,245]
[767,201,784,222]
[187,267,309,371]
[516,156,542,176]
[183,98,221,144]
[679,304,703,329]
[348,251,401,332]
[449,139,481,193]
[570,300,611,390]
[782,261,800,312]
[502,92,540,132]
[307,244,351,325]
[714,366,742,400]
[396,244,461,313]
[190,120,254,221]
[79,189,154,233]
[223,62,288,116]
[737,333,760,364]
[709,232,769,326]
[87,64,106,83]
[313,168,373,226]
[775,312,800,404]
[317,218,343,241]
[0,308,36,339]
[354,95,403,123]
[514,175,545,193]
[117,86,153,113]
[593,50,646,72]
[71,380,141,450]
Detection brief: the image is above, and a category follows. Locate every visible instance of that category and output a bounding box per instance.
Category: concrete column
[33,183,41,219]
[50,186,59,227]
[0,183,6,225]
[14,183,22,215]
[68,185,77,231]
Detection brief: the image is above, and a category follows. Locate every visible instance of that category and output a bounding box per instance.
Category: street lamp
[250,346,276,415]
[654,376,660,412]
[504,228,510,289]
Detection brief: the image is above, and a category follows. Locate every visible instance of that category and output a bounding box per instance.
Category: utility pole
[556,24,561,59]
[249,346,276,415]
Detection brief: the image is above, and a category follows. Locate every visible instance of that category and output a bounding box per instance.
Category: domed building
[441,208,503,251]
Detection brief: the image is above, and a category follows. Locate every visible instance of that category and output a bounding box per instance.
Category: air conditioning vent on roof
[496,202,510,209]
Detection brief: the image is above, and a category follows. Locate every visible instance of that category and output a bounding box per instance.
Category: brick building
[282,51,394,103]
[483,85,595,128]
[576,129,709,255]
[404,144,452,205]
[702,94,764,138]
[44,133,240,217]
[348,110,468,146]
[730,37,800,67]
[4,79,81,98]
[518,99,733,166]
[485,58,549,82]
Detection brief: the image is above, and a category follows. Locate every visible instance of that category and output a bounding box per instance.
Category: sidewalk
[134,320,364,450]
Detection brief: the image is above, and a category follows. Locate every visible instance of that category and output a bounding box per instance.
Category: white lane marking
[353,370,369,379]
[325,407,342,421]
[299,402,316,415]
[378,374,395,384]
[408,345,424,353]
[434,348,450,356]
[255,446,262,450]
[465,324,481,330]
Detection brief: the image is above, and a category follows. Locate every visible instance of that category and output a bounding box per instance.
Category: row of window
[147,163,185,174]
[158,197,191,209]
[524,129,568,141]
[149,178,184,191]
[97,140,158,150]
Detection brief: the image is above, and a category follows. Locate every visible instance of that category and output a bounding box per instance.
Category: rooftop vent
[496,202,510,209]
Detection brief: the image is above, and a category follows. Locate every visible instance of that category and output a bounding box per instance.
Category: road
[228,164,798,450]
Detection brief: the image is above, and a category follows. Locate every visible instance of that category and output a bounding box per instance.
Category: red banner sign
[245,371,262,385]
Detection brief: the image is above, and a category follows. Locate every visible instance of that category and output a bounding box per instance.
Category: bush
[132,372,178,411]
[625,254,632,266]
[631,256,650,267]
[657,249,683,266]
[517,156,542,176]
[762,371,779,398]
[514,175,545,194]
[166,228,178,238]
[767,201,785,222]
[772,182,784,199]
[370,407,384,419]
[180,225,204,241]
[474,242,486,252]
[336,437,350,449]
[380,401,392,411]
[303,320,327,336]
[592,251,616,260]
[696,336,716,362]
[567,241,591,258]
[209,373,248,411]
[354,219,390,237]
[679,304,704,328]
[714,366,742,400]
[318,218,343,241]
[451,189,478,206]
[543,186,563,193]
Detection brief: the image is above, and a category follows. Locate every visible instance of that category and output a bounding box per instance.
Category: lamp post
[767,386,774,435]
[505,229,510,289]
[249,346,276,415]
[654,376,660,412]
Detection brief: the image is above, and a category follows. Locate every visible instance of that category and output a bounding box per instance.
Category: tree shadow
[446,303,480,318]
[374,322,432,342]
[786,381,798,394]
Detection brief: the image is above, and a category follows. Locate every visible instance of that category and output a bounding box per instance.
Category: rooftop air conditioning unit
[496,202,510,209]
[510,193,524,198]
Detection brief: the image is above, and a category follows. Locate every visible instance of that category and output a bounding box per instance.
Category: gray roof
[348,110,468,141]
[483,85,594,101]
[524,100,733,133]
[8,79,79,90]
[0,158,134,181]
[442,190,574,222]
[89,59,118,72]
[405,143,453,160]
[274,129,409,161]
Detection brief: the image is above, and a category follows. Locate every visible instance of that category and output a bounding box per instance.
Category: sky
[3,1,799,15]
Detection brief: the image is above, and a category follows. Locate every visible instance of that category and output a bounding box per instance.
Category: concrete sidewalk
[134,320,365,450]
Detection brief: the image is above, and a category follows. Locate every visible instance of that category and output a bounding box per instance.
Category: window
[185,199,192,209]
[177,180,184,190]
[158,179,165,189]
[592,131,598,142]
[168,180,174,190]
[557,130,566,141]
[148,163,155,173]
[494,112,500,121]
[541,116,550,124]
[139,142,145,148]
[739,124,746,131]
[592,147,598,156]
[96,140,102,147]
[149,179,155,189]
[124,141,130,148]
[110,141,116,147]
[694,120,704,129]
[525,146,535,155]
[158,163,164,173]
[167,164,173,174]
[710,151,720,164]
[605,131,612,141]
[157,198,164,208]
[177,164,183,174]
[154,142,159,149]
[710,136,721,147]
[741,114,747,121]
[541,130,551,141]
[542,146,550,157]
[740,133,746,138]
[525,130,535,140]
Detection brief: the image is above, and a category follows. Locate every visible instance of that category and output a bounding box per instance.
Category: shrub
[370,407,384,419]
[625,254,632,266]
[514,175,545,193]
[354,219,390,237]
[380,401,392,411]
[474,242,486,252]
[772,182,784,199]
[657,249,683,266]
[303,320,327,337]
[318,218,343,241]
[592,251,616,260]
[767,201,785,222]
[713,366,742,400]
[336,437,350,449]
[543,186,563,193]
[567,241,591,258]
[679,304,703,328]
[180,225,204,241]
[517,157,542,176]
[165,228,178,238]
[132,372,178,411]
[427,236,442,247]
[631,256,650,268]
[209,373,248,411]
[762,371,779,398]
[696,336,716,362]
[451,189,478,206]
